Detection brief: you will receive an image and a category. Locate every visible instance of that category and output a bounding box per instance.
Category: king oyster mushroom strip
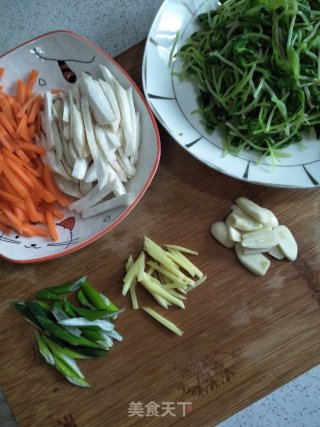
[210,197,298,276]
[40,65,141,218]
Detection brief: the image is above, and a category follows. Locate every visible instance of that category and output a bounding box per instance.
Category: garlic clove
[235,243,271,275]
[273,225,298,261]
[263,208,279,228]
[241,228,278,249]
[210,221,235,248]
[268,245,285,260]
[235,197,270,224]
[228,210,263,231]
[225,214,242,242]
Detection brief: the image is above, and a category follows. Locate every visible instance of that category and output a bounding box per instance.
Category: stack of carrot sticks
[0,68,68,241]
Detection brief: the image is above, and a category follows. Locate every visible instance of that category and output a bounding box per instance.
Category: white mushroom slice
[44,91,54,149]
[99,79,121,131]
[72,83,81,109]
[79,179,92,195]
[235,243,271,276]
[54,175,82,198]
[51,119,63,161]
[81,193,130,218]
[130,110,141,166]
[228,210,263,231]
[84,162,98,183]
[268,245,286,260]
[44,150,72,180]
[125,87,137,157]
[62,95,70,123]
[100,66,133,156]
[235,197,270,224]
[72,157,88,180]
[225,214,242,242]
[80,95,109,189]
[273,225,298,261]
[63,122,70,141]
[94,124,118,164]
[69,180,115,213]
[117,147,136,178]
[109,167,127,196]
[70,100,86,158]
[241,228,278,249]
[78,74,116,125]
[210,221,235,248]
[263,208,279,228]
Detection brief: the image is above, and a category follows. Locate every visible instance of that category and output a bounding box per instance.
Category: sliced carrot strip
[5,157,35,188]
[2,164,29,199]
[0,189,21,204]
[16,95,36,119]
[0,67,5,79]
[43,165,69,207]
[0,96,16,126]
[18,141,45,154]
[0,111,16,136]
[45,211,59,241]
[16,80,26,106]
[26,70,38,98]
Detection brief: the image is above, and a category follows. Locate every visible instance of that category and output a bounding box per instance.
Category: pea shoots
[177,0,320,159]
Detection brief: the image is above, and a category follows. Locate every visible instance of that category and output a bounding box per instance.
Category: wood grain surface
[1,41,320,427]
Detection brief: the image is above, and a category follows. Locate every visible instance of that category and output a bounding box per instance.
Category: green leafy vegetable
[177,0,320,158]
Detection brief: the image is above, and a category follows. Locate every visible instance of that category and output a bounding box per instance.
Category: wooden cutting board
[1,41,320,427]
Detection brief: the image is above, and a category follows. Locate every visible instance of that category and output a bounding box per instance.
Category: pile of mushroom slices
[210,197,298,276]
[40,65,141,218]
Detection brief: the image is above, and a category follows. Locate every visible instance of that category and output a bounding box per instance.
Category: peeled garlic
[210,221,235,248]
[225,215,242,242]
[235,243,271,276]
[263,208,279,228]
[210,197,298,276]
[273,225,298,261]
[268,245,285,260]
[228,209,262,231]
[235,197,270,224]
[241,228,278,249]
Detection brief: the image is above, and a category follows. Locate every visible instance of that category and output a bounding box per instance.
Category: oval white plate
[0,30,161,263]
[142,0,320,189]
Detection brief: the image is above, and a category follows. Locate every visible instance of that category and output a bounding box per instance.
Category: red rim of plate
[0,30,161,264]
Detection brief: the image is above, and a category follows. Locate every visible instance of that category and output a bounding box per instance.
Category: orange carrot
[5,157,35,188]
[43,165,69,207]
[16,80,26,106]
[26,70,38,97]
[0,189,21,204]
[51,208,64,220]
[16,95,36,119]
[2,164,29,199]
[0,96,16,126]
[18,141,45,155]
[0,69,68,240]
[0,67,5,79]
[28,96,42,124]
[45,211,59,241]
[0,111,16,136]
